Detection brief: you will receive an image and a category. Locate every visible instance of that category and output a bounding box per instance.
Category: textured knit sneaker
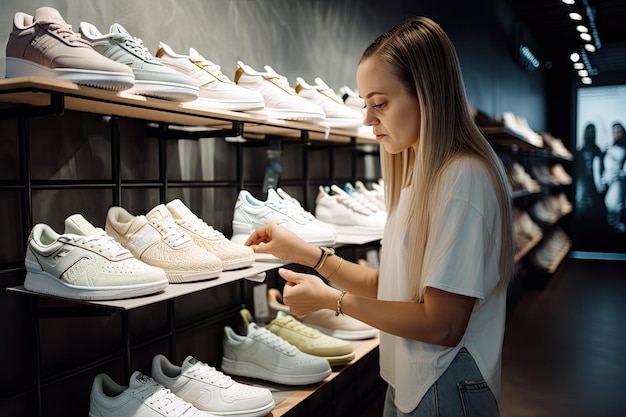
[155,43,264,111]
[105,205,223,283]
[267,288,378,341]
[221,320,331,385]
[89,371,212,417]
[152,354,275,417]
[233,61,326,122]
[315,185,386,240]
[78,22,199,102]
[295,77,363,129]
[261,310,355,366]
[166,199,255,271]
[231,189,336,246]
[5,7,134,91]
[24,214,168,300]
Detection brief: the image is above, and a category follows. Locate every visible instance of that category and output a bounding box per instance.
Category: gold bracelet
[336,290,347,316]
[327,257,343,279]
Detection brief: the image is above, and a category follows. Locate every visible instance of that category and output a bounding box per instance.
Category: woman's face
[357,56,421,154]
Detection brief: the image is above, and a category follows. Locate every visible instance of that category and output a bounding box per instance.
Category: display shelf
[6,254,290,310]
[534,241,572,274]
[479,125,543,149]
[0,77,375,144]
[514,232,543,263]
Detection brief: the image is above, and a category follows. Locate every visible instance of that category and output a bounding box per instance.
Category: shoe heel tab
[234,66,244,84]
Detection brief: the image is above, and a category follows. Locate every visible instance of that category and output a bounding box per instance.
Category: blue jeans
[383,348,500,417]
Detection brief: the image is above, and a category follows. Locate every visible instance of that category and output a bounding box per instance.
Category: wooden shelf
[0,77,376,144]
[515,232,543,263]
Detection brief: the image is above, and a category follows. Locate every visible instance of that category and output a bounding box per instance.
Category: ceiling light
[562,0,575,4]
[570,52,580,62]
[584,43,596,52]
[580,33,592,41]
[569,12,583,20]
[578,69,589,77]
[574,62,585,69]
[576,25,588,33]
[581,77,592,85]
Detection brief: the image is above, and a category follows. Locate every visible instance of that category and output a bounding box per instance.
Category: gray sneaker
[79,22,199,102]
[5,7,134,91]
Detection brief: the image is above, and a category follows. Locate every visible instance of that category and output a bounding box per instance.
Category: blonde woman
[246,16,514,417]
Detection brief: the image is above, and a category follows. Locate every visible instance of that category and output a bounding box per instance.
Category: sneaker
[165,199,255,271]
[231,189,336,246]
[355,180,386,212]
[152,354,275,417]
[78,22,199,102]
[295,77,363,129]
[105,205,223,283]
[89,371,211,417]
[271,187,337,237]
[267,288,378,340]
[338,85,365,116]
[259,310,355,366]
[314,185,386,240]
[221,320,331,385]
[233,61,325,122]
[24,214,168,300]
[5,7,134,91]
[155,43,265,111]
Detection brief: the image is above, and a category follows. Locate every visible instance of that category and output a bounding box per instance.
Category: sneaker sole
[231,231,335,247]
[199,400,276,417]
[129,80,199,102]
[306,323,380,341]
[222,255,255,271]
[5,57,134,91]
[319,118,364,129]
[165,268,222,283]
[24,270,168,301]
[193,96,265,112]
[221,357,330,385]
[247,107,325,122]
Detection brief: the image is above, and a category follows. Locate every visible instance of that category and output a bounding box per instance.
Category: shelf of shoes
[0,77,376,144]
[268,335,380,416]
[7,253,289,310]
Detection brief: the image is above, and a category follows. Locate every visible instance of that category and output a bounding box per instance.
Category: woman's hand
[245,223,320,266]
[279,268,338,315]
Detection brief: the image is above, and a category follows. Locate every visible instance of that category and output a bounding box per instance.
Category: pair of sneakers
[90,354,275,417]
[105,199,254,283]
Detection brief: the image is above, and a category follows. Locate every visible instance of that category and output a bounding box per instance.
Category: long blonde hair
[361,17,515,301]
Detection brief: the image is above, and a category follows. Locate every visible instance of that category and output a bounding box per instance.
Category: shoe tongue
[263,65,280,77]
[314,77,331,90]
[166,199,196,220]
[189,47,204,60]
[146,204,173,222]
[266,188,282,203]
[181,355,199,371]
[109,23,129,35]
[34,7,68,25]
[64,214,98,236]
[330,184,349,197]
[129,371,154,389]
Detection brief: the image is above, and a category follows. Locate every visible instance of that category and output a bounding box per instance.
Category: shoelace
[112,34,159,63]
[186,362,232,387]
[62,230,129,257]
[265,72,296,94]
[266,201,311,224]
[275,315,320,338]
[178,217,224,239]
[251,325,298,355]
[133,381,196,414]
[149,219,192,248]
[44,21,90,46]
[276,190,315,221]
[336,193,373,216]
[192,58,231,83]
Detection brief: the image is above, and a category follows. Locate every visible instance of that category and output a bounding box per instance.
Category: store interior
[1,0,625,416]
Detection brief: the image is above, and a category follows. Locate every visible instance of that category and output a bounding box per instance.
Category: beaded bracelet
[336,290,347,316]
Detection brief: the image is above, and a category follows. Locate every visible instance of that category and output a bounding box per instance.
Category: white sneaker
[78,22,199,102]
[314,185,386,240]
[295,77,363,129]
[221,322,331,385]
[271,187,337,238]
[233,61,326,122]
[155,43,265,111]
[267,288,378,340]
[355,180,386,212]
[89,371,212,417]
[105,205,223,283]
[166,199,255,271]
[151,354,275,417]
[338,85,366,116]
[231,189,336,246]
[24,214,168,300]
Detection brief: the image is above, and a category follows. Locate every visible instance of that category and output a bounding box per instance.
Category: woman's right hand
[244,223,320,266]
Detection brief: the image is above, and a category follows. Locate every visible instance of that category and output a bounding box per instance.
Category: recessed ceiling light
[578,69,589,77]
[580,33,592,41]
[569,12,583,20]
[570,52,580,62]
[581,77,592,84]
[574,63,585,69]
[562,0,575,4]
[576,25,588,33]
[584,43,596,52]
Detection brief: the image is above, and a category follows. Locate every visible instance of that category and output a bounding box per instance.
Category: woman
[245,16,514,416]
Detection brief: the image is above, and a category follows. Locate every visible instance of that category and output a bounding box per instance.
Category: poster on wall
[574,84,626,253]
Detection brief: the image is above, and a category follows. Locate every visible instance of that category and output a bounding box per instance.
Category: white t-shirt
[378,156,506,413]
